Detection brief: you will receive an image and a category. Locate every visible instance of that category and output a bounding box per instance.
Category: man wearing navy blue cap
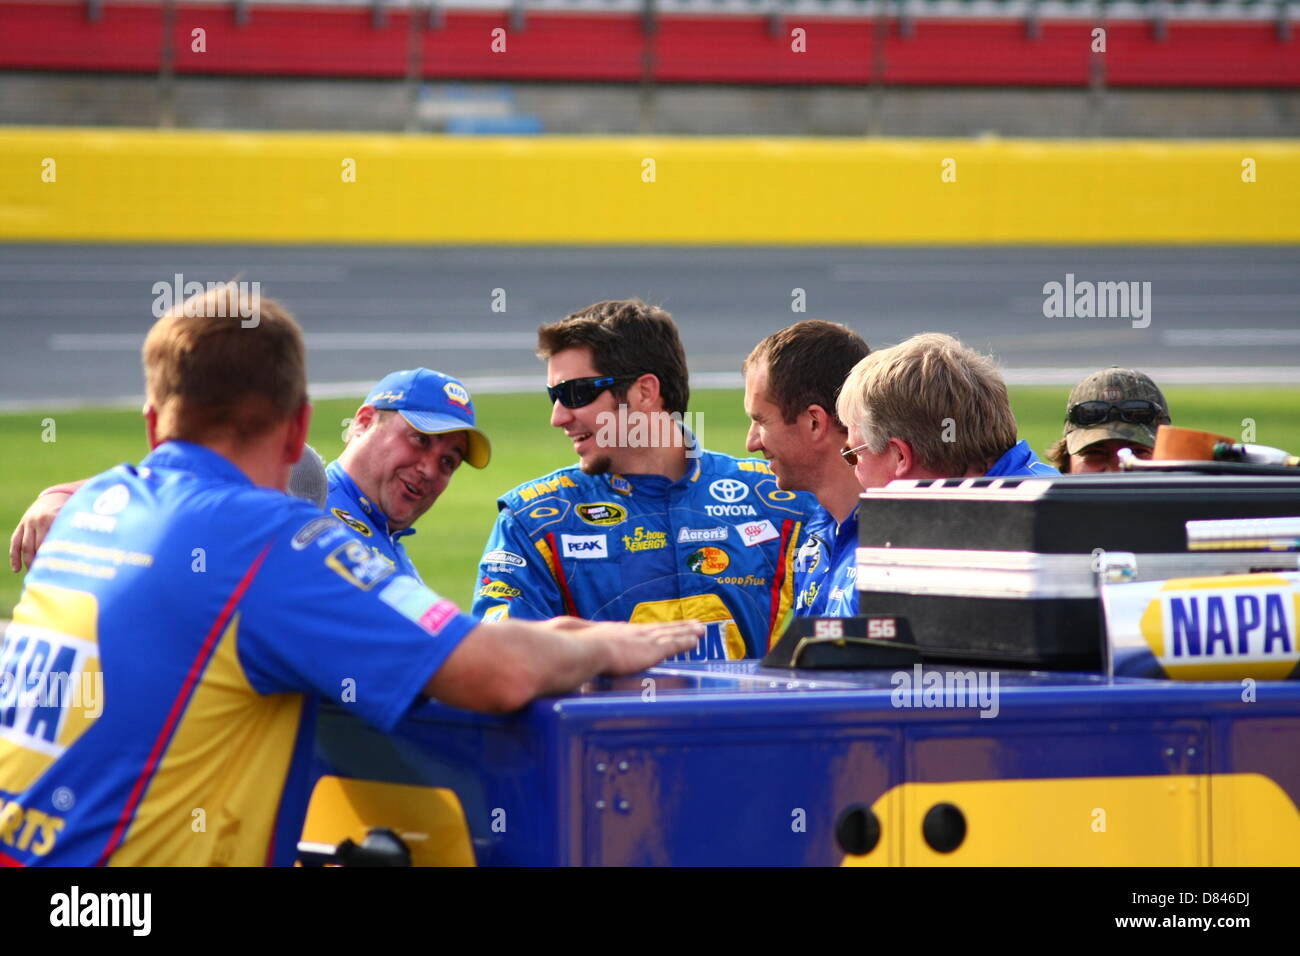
[328,368,491,583]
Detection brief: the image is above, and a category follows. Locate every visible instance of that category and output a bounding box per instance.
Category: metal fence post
[158,0,177,127]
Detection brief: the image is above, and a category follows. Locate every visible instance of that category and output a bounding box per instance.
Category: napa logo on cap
[444,381,470,408]
[1104,572,1300,680]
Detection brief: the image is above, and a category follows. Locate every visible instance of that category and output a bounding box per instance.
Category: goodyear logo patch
[576,502,627,527]
[325,539,395,591]
[478,580,522,600]
[330,507,373,538]
[687,547,730,575]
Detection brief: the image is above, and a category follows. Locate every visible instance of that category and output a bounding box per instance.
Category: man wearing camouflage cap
[1047,367,1172,473]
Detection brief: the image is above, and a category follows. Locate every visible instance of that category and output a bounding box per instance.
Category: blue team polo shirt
[325,461,422,582]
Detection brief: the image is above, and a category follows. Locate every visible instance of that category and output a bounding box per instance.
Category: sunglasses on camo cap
[546,375,644,409]
[1066,400,1167,427]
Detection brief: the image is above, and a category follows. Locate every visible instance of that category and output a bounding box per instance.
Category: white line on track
[49,332,537,350]
[2,368,1298,413]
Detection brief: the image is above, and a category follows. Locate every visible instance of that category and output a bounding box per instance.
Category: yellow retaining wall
[1,128,1296,243]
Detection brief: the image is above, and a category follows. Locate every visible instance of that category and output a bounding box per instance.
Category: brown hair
[743,320,869,426]
[836,332,1018,475]
[1045,437,1071,473]
[536,299,689,416]
[143,283,307,447]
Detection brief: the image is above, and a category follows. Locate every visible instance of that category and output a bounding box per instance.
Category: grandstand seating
[0,0,1295,85]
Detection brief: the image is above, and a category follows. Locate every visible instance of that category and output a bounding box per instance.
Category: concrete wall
[2,126,1296,242]
[1,72,1299,136]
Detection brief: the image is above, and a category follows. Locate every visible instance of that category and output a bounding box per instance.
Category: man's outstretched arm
[9,479,87,573]
[425,618,702,713]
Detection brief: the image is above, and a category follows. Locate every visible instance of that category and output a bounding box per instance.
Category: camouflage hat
[1063,367,1171,456]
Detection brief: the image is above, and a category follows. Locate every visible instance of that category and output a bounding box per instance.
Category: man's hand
[9,492,71,573]
[568,620,703,676]
[427,618,704,713]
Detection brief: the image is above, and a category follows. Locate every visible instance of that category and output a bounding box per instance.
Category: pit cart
[302,473,1300,866]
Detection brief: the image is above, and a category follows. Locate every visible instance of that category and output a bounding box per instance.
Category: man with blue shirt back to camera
[0,285,701,866]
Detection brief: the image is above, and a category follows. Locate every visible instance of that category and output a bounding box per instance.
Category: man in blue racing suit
[742,321,872,620]
[472,300,819,660]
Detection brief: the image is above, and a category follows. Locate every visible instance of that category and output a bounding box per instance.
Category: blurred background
[1,0,1298,614]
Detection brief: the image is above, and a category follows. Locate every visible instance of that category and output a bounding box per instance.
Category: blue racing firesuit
[471,451,818,660]
[792,503,860,619]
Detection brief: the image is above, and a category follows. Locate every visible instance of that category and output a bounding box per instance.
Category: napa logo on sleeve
[1118,573,1300,680]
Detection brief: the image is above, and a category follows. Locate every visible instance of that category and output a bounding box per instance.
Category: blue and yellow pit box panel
[306,661,1300,866]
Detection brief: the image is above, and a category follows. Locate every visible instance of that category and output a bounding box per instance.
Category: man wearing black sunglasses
[472,299,818,661]
[1046,367,1172,473]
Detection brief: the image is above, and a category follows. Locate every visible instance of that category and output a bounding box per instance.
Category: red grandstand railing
[0,0,1296,86]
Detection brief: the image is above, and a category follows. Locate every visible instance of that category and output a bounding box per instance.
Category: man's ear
[889,437,916,478]
[143,404,160,450]
[349,404,377,440]
[286,402,312,464]
[631,373,664,413]
[804,404,842,443]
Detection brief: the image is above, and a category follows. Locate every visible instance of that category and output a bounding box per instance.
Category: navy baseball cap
[364,369,491,469]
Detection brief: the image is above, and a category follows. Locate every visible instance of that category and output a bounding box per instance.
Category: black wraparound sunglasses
[1066,400,1166,427]
[546,375,643,409]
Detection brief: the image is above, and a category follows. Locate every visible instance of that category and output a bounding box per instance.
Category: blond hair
[143,283,307,447]
[836,332,1017,475]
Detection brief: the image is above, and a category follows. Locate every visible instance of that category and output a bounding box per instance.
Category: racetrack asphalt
[2,243,1298,410]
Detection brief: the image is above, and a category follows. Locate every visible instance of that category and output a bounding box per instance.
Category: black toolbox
[855,473,1300,670]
